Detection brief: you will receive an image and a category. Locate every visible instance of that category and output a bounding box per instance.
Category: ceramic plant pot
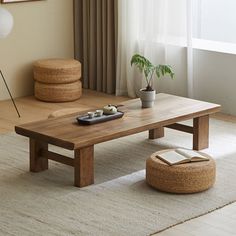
[139,89,156,108]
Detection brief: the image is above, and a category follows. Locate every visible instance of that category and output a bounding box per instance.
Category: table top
[15,93,221,150]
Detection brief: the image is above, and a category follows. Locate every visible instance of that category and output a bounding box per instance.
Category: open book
[156,148,209,166]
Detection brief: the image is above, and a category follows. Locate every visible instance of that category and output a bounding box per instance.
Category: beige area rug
[1,118,236,236]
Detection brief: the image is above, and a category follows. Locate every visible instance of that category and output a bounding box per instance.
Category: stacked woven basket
[34,59,82,102]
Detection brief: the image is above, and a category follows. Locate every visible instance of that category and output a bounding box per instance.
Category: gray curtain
[74,0,117,94]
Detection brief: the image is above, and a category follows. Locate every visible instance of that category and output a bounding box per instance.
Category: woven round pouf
[34,59,81,84]
[33,58,82,102]
[35,80,82,102]
[146,149,216,194]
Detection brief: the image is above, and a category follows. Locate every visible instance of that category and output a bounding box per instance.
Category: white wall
[156,46,188,97]
[0,0,74,100]
[157,47,236,115]
[193,49,236,115]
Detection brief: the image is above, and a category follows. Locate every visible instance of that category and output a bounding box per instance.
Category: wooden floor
[1,89,236,235]
[0,89,129,134]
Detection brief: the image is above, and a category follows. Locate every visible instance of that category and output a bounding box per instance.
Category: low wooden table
[15,93,221,188]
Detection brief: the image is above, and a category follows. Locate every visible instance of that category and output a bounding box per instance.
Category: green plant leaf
[131,54,175,89]
[156,65,175,79]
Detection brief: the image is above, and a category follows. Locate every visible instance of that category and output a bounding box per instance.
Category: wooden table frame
[15,94,220,188]
[150,114,210,150]
[29,139,95,187]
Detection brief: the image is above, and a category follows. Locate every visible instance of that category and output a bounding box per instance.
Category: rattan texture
[146,149,216,194]
[34,59,81,84]
[35,80,82,102]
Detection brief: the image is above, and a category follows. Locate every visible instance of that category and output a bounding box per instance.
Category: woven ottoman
[146,149,216,193]
[34,59,82,102]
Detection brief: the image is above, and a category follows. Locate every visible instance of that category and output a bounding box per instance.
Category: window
[192,0,236,54]
[137,0,236,54]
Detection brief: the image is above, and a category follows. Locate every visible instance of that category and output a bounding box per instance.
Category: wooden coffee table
[15,93,221,187]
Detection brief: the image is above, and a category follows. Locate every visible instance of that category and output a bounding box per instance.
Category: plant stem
[145,76,149,87]
[148,69,155,88]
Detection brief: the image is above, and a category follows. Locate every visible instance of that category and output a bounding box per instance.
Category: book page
[176,148,207,160]
[157,150,188,165]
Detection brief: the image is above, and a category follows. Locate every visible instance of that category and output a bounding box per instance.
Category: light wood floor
[1,89,236,236]
[0,89,129,134]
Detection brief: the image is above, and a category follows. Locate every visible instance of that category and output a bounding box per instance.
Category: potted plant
[131,54,174,108]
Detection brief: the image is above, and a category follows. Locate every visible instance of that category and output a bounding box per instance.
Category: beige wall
[0,0,74,100]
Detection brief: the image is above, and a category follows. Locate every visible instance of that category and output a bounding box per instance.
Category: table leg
[193,115,209,150]
[149,127,164,139]
[30,138,48,172]
[74,145,94,187]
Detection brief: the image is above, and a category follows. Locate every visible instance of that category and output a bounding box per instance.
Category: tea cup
[87,112,95,119]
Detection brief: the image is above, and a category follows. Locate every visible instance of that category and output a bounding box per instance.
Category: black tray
[76,111,124,125]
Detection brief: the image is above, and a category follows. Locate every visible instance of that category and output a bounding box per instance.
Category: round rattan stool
[146,149,216,194]
[34,58,82,102]
[35,80,82,102]
[34,59,81,84]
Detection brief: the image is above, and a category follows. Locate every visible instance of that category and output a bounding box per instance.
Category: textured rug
[1,118,236,235]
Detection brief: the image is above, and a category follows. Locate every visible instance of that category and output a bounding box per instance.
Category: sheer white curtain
[116,0,191,98]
